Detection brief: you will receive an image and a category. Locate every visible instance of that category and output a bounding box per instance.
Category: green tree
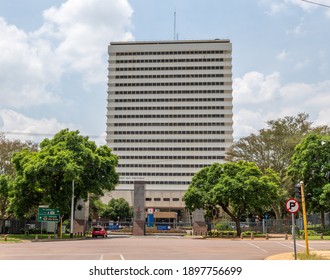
[0,132,38,176]
[10,129,119,219]
[89,194,107,221]
[225,113,324,219]
[184,161,281,236]
[0,133,38,218]
[101,198,132,221]
[288,133,330,227]
[0,175,13,218]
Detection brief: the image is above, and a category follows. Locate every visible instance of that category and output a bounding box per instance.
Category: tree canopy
[0,133,38,176]
[184,161,281,235]
[0,133,38,218]
[101,198,132,221]
[288,132,330,219]
[10,129,119,219]
[225,113,327,219]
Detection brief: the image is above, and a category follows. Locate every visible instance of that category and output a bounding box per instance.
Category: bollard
[240,233,243,239]
[320,233,324,240]
[250,232,254,240]
[35,235,38,240]
[48,235,51,239]
[4,235,7,241]
[265,233,269,240]
[285,233,288,240]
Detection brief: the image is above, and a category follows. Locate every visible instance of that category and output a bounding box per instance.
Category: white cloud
[294,58,310,69]
[0,0,134,111]
[262,0,329,15]
[0,0,134,140]
[277,49,288,60]
[233,71,330,139]
[233,72,281,105]
[267,3,287,15]
[40,0,134,85]
[286,19,304,35]
[0,18,61,108]
[0,109,73,142]
[233,109,266,139]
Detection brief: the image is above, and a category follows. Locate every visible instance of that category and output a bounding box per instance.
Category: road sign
[286,198,300,213]
[38,207,60,222]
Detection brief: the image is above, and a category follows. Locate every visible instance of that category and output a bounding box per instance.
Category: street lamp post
[70,179,74,238]
[300,181,309,255]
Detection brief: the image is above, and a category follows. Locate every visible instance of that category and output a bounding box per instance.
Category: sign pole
[292,213,297,260]
[286,198,300,260]
[70,179,75,238]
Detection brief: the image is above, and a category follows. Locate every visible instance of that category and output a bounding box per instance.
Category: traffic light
[295,183,301,200]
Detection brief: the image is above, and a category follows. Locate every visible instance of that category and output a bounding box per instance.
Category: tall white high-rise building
[106,40,233,221]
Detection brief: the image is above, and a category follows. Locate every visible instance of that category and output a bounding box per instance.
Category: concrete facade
[106,40,233,221]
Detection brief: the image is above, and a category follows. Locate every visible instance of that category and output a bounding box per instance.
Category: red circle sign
[286,198,300,213]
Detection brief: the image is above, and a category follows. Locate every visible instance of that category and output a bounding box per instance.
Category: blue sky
[0,0,329,144]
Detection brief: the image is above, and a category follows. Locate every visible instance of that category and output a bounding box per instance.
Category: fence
[209,213,330,234]
[2,213,329,235]
[0,219,57,235]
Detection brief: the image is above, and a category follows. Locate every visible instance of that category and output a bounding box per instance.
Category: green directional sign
[38,207,60,222]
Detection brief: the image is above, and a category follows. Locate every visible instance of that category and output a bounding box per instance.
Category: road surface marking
[246,242,268,253]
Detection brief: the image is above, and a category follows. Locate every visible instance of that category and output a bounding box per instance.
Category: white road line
[120,254,125,260]
[247,242,268,253]
[275,242,292,249]
[275,241,315,250]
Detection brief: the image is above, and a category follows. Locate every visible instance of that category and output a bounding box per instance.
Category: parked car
[92,226,107,238]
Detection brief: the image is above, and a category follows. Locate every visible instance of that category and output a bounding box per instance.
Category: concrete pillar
[133,181,145,236]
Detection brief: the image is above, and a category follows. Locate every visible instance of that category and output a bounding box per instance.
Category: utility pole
[70,179,75,238]
[300,181,309,255]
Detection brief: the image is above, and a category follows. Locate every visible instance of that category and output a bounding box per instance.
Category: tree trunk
[219,202,242,236]
[272,204,281,220]
[235,218,241,236]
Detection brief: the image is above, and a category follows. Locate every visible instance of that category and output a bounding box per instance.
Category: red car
[92,226,107,238]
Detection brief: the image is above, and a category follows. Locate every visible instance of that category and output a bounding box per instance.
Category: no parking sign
[286,198,300,213]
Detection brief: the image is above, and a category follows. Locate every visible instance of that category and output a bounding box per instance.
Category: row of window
[113,122,225,127]
[115,50,226,56]
[112,114,226,119]
[118,163,208,168]
[115,58,225,64]
[113,66,225,71]
[113,106,225,111]
[114,147,225,151]
[114,74,225,79]
[145,198,181,202]
[118,164,210,168]
[112,90,225,95]
[119,181,190,185]
[119,172,195,176]
[119,155,225,159]
[113,98,225,103]
[113,82,225,87]
[113,139,226,143]
[113,131,226,135]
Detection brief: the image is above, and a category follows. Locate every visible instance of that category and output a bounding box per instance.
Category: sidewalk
[265,250,330,260]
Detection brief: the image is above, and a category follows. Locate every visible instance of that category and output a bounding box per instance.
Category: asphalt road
[1,236,329,260]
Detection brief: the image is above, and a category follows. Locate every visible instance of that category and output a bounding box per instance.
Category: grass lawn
[0,233,88,242]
